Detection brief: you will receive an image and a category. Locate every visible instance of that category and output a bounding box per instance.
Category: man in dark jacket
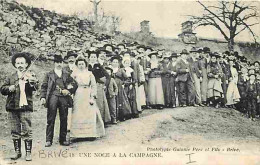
[1,52,39,161]
[40,55,77,147]
[176,49,196,107]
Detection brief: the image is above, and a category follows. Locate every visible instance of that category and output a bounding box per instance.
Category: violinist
[0,52,39,161]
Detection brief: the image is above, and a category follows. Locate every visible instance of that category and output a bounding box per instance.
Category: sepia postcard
[0,0,260,164]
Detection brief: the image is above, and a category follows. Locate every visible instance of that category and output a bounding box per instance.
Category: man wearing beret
[40,55,78,147]
[1,52,39,161]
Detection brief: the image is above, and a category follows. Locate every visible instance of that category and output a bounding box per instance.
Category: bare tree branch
[189,1,259,50]
[198,1,230,29]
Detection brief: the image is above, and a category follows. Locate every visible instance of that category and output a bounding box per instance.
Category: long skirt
[148,77,164,105]
[207,78,223,98]
[116,85,132,120]
[71,87,105,138]
[124,85,139,116]
[138,84,146,106]
[201,68,208,102]
[135,83,142,112]
[226,81,240,105]
[96,83,111,123]
[162,76,176,106]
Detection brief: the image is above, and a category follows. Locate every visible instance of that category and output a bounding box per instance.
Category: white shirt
[68,63,75,71]
[17,70,28,107]
[54,68,62,78]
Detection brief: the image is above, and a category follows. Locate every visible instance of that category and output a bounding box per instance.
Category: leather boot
[24,140,32,161]
[11,139,22,160]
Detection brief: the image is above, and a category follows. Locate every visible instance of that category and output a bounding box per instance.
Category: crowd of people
[1,37,260,161]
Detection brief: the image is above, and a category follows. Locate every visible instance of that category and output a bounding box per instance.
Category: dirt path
[1,106,260,165]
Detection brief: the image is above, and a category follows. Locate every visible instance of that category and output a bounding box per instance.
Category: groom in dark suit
[40,55,77,147]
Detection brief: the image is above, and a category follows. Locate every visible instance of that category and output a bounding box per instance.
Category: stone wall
[0,0,95,60]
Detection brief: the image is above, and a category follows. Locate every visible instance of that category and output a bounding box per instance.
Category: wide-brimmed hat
[162,54,171,59]
[180,49,189,55]
[190,47,198,53]
[210,52,220,58]
[148,52,158,58]
[104,44,114,51]
[64,51,78,60]
[97,47,111,55]
[110,55,122,62]
[53,55,64,63]
[146,47,153,51]
[253,61,260,66]
[11,52,32,68]
[136,45,146,50]
[248,68,256,76]
[117,43,126,49]
[203,47,210,54]
[171,52,178,58]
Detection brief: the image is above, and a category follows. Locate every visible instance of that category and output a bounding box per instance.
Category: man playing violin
[1,52,39,161]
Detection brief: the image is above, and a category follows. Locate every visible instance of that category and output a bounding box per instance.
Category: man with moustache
[40,55,78,147]
[1,52,39,161]
[63,51,78,74]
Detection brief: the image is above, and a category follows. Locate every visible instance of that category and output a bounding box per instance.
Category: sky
[17,0,260,42]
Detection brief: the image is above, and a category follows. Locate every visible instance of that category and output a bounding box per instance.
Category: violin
[15,70,38,87]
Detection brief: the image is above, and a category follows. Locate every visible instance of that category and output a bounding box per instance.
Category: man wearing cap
[176,49,196,107]
[40,55,78,147]
[187,47,202,107]
[1,52,39,161]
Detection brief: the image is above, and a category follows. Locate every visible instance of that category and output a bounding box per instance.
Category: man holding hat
[1,52,39,161]
[40,55,78,147]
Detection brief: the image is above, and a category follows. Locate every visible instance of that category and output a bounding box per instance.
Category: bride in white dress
[70,56,105,139]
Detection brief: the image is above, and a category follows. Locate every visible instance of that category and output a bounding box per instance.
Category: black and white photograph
[0,0,260,164]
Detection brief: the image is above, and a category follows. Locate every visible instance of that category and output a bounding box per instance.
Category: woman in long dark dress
[122,56,139,118]
[110,56,132,121]
[88,51,111,124]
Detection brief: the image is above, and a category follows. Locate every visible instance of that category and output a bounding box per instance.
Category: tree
[90,0,101,23]
[189,1,259,50]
